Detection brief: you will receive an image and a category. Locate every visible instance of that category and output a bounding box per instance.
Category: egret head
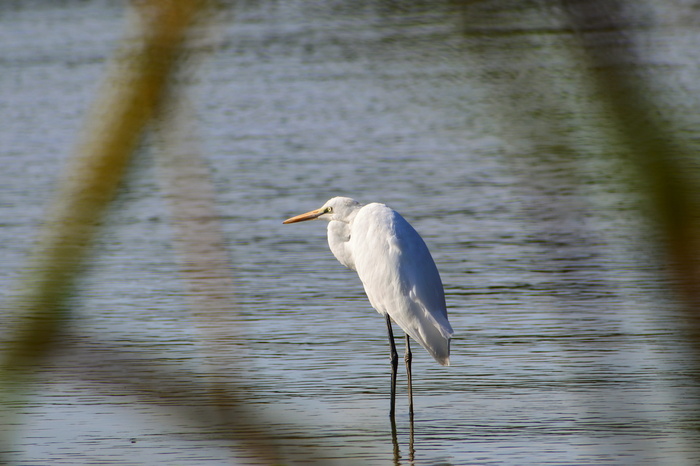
[283,196,361,224]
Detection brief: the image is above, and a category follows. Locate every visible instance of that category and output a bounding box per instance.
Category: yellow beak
[283,207,325,224]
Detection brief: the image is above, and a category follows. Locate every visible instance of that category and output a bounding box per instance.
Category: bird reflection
[391,413,415,464]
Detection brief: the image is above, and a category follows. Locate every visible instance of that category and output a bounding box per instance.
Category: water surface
[1,1,700,464]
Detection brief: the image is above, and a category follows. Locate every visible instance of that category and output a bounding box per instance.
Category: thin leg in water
[405,334,414,417]
[385,314,399,417]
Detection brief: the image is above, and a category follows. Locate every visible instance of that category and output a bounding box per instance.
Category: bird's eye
[325,206,333,213]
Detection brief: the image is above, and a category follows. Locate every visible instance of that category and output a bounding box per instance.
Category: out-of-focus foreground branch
[454,0,700,334]
[0,0,210,442]
[1,0,205,381]
[561,1,700,319]
[0,1,325,463]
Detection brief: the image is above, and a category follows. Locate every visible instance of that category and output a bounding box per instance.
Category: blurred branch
[1,1,331,462]
[454,0,700,308]
[561,1,700,308]
[151,70,329,464]
[58,337,330,465]
[2,0,208,381]
[0,0,235,459]
[154,94,240,357]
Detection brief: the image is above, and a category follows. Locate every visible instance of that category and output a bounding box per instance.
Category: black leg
[408,403,415,463]
[385,314,398,418]
[405,334,413,417]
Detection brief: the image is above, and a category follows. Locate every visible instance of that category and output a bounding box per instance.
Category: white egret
[283,196,453,416]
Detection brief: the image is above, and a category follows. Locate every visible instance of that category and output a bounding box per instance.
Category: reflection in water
[391,415,400,465]
[409,413,415,464]
[391,414,415,466]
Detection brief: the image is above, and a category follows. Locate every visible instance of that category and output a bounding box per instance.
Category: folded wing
[350,203,453,365]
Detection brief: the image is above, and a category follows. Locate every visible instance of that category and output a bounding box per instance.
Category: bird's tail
[392,306,453,366]
[417,318,452,366]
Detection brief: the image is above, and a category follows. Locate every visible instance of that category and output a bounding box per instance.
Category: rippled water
[2,1,700,464]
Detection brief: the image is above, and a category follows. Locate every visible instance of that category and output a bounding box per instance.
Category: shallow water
[2,1,700,464]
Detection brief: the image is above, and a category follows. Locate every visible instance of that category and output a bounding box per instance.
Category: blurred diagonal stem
[3,0,208,375]
[562,1,700,309]
[0,0,212,453]
[1,1,328,462]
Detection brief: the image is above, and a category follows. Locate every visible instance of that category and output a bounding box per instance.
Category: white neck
[326,206,361,271]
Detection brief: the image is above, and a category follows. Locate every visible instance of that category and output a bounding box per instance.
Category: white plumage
[284,196,453,365]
